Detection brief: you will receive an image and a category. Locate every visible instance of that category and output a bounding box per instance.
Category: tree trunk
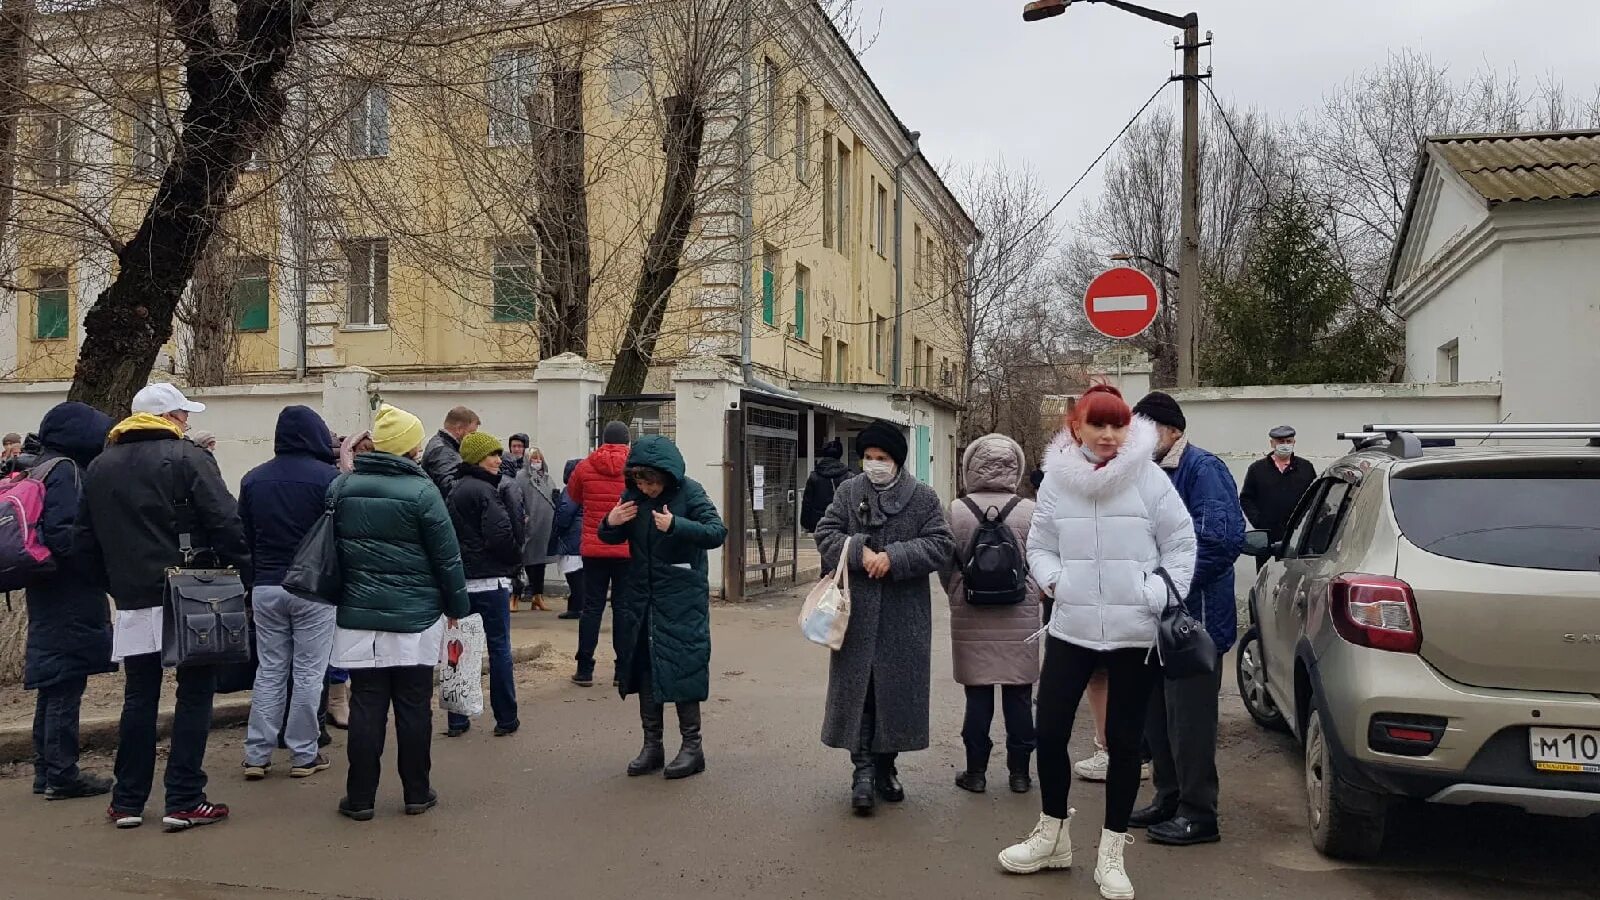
[178,250,240,386]
[605,94,705,397]
[0,0,34,284]
[66,0,306,416]
[532,61,589,359]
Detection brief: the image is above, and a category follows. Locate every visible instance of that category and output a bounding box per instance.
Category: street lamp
[1025,0,1207,388]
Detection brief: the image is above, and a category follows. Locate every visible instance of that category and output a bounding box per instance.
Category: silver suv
[1238,424,1600,860]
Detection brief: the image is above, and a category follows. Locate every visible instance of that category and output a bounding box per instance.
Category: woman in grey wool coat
[814,420,954,816]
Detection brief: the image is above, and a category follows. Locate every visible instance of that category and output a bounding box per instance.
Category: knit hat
[1133,391,1186,432]
[855,420,908,468]
[372,403,425,456]
[602,420,630,445]
[820,438,844,460]
[460,431,503,466]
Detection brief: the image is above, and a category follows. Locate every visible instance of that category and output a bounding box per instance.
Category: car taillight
[1330,574,1422,654]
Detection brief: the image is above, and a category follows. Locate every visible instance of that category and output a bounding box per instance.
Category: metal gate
[742,402,800,591]
[591,394,675,448]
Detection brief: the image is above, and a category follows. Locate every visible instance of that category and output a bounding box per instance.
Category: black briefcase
[161,567,252,669]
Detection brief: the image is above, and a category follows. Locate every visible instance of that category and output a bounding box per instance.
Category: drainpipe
[892,131,920,388]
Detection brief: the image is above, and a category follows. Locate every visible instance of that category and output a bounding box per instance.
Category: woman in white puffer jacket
[997,384,1196,900]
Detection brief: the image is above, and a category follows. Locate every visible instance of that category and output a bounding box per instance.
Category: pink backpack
[0,458,73,591]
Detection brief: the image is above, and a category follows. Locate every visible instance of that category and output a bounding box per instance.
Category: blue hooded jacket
[1165,442,1246,654]
[239,406,338,587]
[551,458,584,557]
[25,401,117,690]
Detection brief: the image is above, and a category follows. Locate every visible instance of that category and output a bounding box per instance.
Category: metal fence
[592,394,676,448]
[741,403,801,592]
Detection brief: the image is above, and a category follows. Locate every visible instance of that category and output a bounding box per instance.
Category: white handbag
[799,537,852,650]
[437,614,487,716]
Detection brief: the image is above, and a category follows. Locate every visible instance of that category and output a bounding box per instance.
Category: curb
[0,641,550,766]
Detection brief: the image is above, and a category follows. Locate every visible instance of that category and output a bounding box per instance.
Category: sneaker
[445,722,471,738]
[45,773,114,800]
[338,798,374,822]
[290,755,331,778]
[241,762,270,781]
[1094,829,1136,900]
[571,669,594,687]
[162,801,230,832]
[998,811,1074,874]
[493,721,520,737]
[1074,749,1110,782]
[404,790,439,816]
[107,805,143,829]
[557,611,581,620]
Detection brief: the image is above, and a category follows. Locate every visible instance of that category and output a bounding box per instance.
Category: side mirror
[1243,530,1276,560]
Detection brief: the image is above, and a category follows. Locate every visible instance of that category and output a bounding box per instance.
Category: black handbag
[282,476,346,605]
[1152,567,1217,680]
[162,566,252,669]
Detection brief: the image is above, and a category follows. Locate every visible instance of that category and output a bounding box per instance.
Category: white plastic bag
[799,538,852,651]
[437,613,487,717]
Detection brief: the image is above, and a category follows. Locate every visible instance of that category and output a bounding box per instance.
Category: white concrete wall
[1404,246,1505,384]
[377,381,539,452]
[1499,232,1600,423]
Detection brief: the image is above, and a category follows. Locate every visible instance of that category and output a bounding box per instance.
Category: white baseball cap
[131,383,206,416]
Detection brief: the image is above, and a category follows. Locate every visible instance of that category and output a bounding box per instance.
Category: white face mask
[863,459,897,486]
[1274,443,1295,458]
[1079,445,1104,464]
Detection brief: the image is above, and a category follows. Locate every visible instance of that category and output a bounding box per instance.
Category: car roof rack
[1336,424,1600,459]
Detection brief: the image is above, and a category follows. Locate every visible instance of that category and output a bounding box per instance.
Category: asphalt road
[3,595,1597,900]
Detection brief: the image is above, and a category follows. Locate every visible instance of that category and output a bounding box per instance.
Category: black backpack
[959,497,1028,606]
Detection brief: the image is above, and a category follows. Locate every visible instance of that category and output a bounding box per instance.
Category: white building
[1386,130,1600,423]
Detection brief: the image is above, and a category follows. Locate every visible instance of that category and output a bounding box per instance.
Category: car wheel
[1305,706,1387,861]
[1236,627,1287,732]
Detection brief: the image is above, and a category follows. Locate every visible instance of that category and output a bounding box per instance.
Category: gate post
[534,353,605,474]
[673,357,744,599]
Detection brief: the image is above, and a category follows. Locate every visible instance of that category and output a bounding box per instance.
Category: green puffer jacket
[333,452,470,632]
[598,436,727,704]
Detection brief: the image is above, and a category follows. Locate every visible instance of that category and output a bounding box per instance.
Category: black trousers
[345,666,434,809]
[564,570,584,615]
[962,684,1037,772]
[1035,637,1158,831]
[112,653,216,814]
[32,675,88,790]
[1145,655,1225,821]
[576,558,629,667]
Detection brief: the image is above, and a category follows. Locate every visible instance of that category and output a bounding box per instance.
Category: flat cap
[1269,425,1296,440]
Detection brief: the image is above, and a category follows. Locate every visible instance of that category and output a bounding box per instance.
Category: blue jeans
[112,653,215,815]
[448,587,519,732]
[245,586,337,766]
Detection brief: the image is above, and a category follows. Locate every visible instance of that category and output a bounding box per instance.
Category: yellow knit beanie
[459,431,502,466]
[372,403,425,457]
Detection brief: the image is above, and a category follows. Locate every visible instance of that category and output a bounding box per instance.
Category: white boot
[1074,743,1109,782]
[998,811,1073,874]
[1094,829,1136,899]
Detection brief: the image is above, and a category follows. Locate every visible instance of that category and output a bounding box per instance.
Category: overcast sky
[857,0,1600,216]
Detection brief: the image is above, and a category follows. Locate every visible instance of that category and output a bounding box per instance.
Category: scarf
[107,413,184,444]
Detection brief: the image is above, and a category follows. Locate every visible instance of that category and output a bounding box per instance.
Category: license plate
[1529,728,1600,773]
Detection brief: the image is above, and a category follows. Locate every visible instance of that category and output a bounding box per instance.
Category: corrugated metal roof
[1430,130,1600,204]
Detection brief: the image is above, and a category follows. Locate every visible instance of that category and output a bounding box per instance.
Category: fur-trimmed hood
[1042,415,1160,499]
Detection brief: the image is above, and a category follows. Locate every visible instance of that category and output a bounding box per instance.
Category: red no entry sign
[1083,267,1160,339]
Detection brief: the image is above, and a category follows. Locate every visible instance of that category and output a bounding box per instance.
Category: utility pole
[1176,19,1203,388]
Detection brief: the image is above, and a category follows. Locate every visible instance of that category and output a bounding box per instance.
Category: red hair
[1069,383,1131,432]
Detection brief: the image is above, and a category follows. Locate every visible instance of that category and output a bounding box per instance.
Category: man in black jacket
[422,405,479,498]
[1239,425,1316,566]
[78,383,250,832]
[444,431,525,737]
[800,438,851,533]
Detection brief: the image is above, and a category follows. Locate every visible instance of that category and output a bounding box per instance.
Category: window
[607,26,649,114]
[1390,464,1600,571]
[1302,480,1353,557]
[874,315,888,375]
[913,224,924,289]
[347,83,389,157]
[911,338,923,386]
[232,257,270,332]
[32,269,68,340]
[835,143,851,257]
[821,337,832,382]
[492,243,537,322]
[132,93,169,180]
[793,264,809,340]
[761,246,778,326]
[835,339,848,382]
[489,48,539,145]
[940,357,950,387]
[821,130,835,249]
[1438,339,1460,383]
[34,115,71,187]
[345,239,389,326]
[794,91,810,181]
[875,182,888,257]
[926,345,935,389]
[762,57,779,158]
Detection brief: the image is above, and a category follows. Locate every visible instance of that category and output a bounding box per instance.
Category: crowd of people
[805,384,1314,899]
[16,376,1319,896]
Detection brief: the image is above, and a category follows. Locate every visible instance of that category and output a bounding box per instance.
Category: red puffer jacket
[566,442,631,559]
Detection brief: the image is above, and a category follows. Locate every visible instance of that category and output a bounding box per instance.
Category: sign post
[1083,267,1160,340]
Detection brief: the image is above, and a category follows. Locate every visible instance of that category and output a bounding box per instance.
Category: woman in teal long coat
[598,435,727,781]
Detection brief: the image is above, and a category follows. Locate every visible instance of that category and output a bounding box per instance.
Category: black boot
[628,695,666,776]
[850,751,876,814]
[956,744,989,793]
[874,753,905,803]
[663,702,705,779]
[1007,751,1033,794]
